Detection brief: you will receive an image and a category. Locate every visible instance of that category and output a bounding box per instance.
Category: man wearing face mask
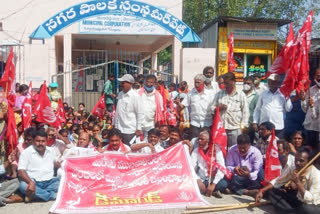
[300,68,320,151]
[253,74,292,138]
[138,75,164,139]
[243,76,259,143]
[203,66,220,94]
[181,74,214,139]
[211,72,249,148]
[252,73,268,95]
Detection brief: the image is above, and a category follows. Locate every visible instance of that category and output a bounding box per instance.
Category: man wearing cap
[253,74,292,138]
[102,74,116,113]
[113,74,144,145]
[49,82,62,111]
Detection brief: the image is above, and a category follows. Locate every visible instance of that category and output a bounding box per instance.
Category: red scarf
[106,141,128,152]
[198,144,232,179]
[139,88,165,124]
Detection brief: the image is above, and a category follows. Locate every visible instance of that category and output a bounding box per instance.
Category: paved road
[2,194,274,214]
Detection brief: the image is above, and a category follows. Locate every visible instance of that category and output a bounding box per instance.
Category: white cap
[267,73,279,81]
[118,74,135,83]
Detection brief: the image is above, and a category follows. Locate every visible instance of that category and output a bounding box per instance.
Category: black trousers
[121,133,136,146]
[269,188,320,214]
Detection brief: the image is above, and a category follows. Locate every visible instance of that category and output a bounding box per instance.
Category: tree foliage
[183,0,320,40]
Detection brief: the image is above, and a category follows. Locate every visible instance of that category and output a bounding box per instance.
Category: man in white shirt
[138,75,164,139]
[131,128,164,154]
[252,73,268,95]
[104,128,131,153]
[259,147,320,213]
[300,69,320,151]
[114,74,144,146]
[181,74,214,139]
[203,66,220,94]
[253,74,292,138]
[18,130,60,202]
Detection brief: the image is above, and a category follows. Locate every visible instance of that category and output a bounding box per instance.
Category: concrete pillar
[63,34,72,105]
[151,53,158,71]
[172,38,182,82]
[138,60,144,74]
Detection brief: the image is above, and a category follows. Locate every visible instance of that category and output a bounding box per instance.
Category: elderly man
[203,66,220,94]
[18,130,60,202]
[253,74,292,138]
[226,134,263,196]
[300,68,320,151]
[180,74,215,139]
[211,72,249,148]
[138,75,164,139]
[114,74,144,146]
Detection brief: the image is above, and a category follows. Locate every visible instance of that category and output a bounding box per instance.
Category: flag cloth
[6,105,18,155]
[92,95,106,119]
[34,81,59,128]
[267,23,294,76]
[55,98,66,128]
[0,47,16,106]
[211,107,227,157]
[262,129,281,186]
[228,32,235,72]
[0,47,15,98]
[22,81,33,130]
[166,93,177,126]
[280,11,313,97]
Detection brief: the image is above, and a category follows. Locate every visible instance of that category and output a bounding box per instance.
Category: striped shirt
[211,89,249,130]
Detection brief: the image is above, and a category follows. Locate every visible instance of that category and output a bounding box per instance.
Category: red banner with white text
[50,144,207,213]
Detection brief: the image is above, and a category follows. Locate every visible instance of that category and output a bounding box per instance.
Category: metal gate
[51,50,177,111]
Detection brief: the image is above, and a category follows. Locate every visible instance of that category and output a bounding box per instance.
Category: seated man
[255,122,276,159]
[257,147,320,213]
[159,125,170,146]
[62,132,97,158]
[104,128,131,153]
[18,130,60,202]
[255,140,295,200]
[191,129,228,198]
[131,128,164,154]
[161,127,193,153]
[47,127,67,160]
[226,134,263,196]
[0,159,22,206]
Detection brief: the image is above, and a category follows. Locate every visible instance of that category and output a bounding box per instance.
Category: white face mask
[254,80,260,85]
[205,77,213,84]
[243,84,251,92]
[315,79,320,88]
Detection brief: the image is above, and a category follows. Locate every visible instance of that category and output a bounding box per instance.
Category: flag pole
[5,82,8,97]
[208,141,215,185]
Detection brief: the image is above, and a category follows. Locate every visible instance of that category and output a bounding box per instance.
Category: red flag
[228,32,235,72]
[22,81,33,130]
[262,129,281,186]
[92,95,105,119]
[267,23,294,76]
[280,11,313,97]
[6,105,18,155]
[0,48,15,97]
[34,81,59,128]
[55,98,66,128]
[211,107,227,157]
[166,94,176,126]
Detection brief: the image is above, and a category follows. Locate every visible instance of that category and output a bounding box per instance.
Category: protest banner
[50,143,207,213]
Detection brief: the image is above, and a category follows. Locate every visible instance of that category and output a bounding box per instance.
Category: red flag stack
[262,129,281,186]
[34,81,60,128]
[92,95,106,119]
[228,32,236,72]
[280,11,313,97]
[22,81,33,130]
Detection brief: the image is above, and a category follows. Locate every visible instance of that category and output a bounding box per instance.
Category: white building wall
[0,0,183,88]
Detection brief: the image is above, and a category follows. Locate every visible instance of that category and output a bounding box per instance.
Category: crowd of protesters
[0,66,319,214]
